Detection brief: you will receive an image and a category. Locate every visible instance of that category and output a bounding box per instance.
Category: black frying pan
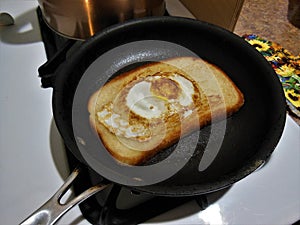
[21,17,286,224]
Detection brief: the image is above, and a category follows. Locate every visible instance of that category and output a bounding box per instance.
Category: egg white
[96,72,197,141]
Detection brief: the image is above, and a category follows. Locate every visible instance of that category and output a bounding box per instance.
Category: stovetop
[0,1,299,225]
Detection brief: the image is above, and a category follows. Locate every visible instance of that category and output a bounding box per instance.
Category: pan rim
[51,16,287,196]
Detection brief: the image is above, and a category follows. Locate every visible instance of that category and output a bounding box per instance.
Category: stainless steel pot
[38,0,166,40]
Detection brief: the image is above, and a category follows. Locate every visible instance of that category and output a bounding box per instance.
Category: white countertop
[0,1,299,225]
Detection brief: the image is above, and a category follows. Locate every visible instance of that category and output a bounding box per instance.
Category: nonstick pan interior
[52,17,286,196]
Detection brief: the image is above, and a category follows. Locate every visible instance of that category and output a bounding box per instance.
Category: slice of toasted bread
[88,57,244,165]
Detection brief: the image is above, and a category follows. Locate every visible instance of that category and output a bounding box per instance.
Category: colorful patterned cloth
[243,34,300,118]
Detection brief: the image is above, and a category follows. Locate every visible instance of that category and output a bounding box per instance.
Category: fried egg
[96,72,199,142]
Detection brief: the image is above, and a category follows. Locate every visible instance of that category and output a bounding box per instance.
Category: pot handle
[38,39,76,88]
[19,167,110,225]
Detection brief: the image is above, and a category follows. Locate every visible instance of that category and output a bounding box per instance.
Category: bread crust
[88,57,244,165]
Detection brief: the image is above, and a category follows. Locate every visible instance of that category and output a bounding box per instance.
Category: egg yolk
[150,77,181,100]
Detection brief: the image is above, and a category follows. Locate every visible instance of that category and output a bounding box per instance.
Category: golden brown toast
[88,57,244,165]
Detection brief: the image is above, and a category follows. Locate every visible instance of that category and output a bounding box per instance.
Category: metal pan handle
[19,167,110,225]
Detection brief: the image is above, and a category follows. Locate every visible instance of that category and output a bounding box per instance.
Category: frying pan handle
[38,39,76,88]
[19,167,109,225]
